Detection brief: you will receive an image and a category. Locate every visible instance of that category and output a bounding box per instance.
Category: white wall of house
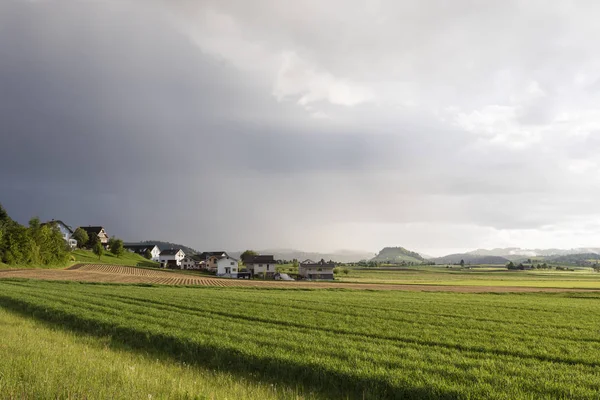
[97,229,109,244]
[216,257,238,277]
[55,223,72,241]
[250,262,276,276]
[149,246,160,262]
[50,222,76,249]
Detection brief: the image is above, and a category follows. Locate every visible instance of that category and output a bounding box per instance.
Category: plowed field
[0,264,597,292]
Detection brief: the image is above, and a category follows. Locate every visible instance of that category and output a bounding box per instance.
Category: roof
[198,251,228,259]
[160,248,184,256]
[124,244,157,252]
[41,220,73,233]
[78,226,105,235]
[300,259,335,268]
[245,255,276,264]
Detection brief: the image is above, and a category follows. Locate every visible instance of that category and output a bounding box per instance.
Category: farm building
[298,259,335,280]
[159,248,185,268]
[243,254,277,278]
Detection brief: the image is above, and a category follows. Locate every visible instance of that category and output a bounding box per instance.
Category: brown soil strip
[1,265,598,293]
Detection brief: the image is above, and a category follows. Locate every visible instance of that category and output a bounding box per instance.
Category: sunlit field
[1,279,599,399]
[336,266,600,289]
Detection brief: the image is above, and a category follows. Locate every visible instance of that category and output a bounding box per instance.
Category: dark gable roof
[300,259,335,268]
[246,255,275,264]
[41,220,73,233]
[79,226,105,235]
[198,251,228,259]
[124,244,156,253]
[160,248,184,256]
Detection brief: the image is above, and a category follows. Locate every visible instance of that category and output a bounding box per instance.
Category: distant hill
[468,247,600,258]
[230,249,375,263]
[371,247,425,264]
[135,241,199,256]
[432,253,510,265]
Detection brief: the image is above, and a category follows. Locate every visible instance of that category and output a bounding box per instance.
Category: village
[43,219,336,281]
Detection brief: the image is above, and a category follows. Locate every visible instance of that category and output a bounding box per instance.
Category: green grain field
[0,279,599,399]
[338,266,600,289]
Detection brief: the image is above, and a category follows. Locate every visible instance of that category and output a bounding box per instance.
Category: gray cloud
[2,0,600,255]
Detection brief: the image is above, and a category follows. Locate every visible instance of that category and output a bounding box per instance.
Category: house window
[267,265,270,271]
[230,262,235,265]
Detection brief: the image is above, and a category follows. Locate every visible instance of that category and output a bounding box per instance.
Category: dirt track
[0,264,597,293]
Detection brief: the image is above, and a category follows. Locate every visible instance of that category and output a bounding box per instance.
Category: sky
[2,0,600,256]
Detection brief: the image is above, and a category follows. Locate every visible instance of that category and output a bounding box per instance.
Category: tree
[0,203,11,225]
[459,259,465,267]
[144,249,152,260]
[240,250,258,264]
[110,238,124,258]
[93,241,104,260]
[87,232,100,249]
[72,228,89,248]
[343,268,350,275]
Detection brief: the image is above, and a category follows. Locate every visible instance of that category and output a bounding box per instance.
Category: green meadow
[337,266,600,289]
[72,249,159,267]
[1,279,600,399]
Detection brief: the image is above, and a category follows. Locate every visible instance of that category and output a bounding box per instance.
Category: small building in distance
[42,219,77,249]
[298,259,335,280]
[78,226,109,247]
[243,254,277,278]
[159,248,185,268]
[123,244,160,262]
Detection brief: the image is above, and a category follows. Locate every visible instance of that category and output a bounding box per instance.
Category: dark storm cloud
[2,0,600,254]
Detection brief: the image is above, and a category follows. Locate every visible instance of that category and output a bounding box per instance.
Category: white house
[180,256,202,270]
[243,254,277,278]
[216,256,239,278]
[42,220,77,249]
[198,251,229,272]
[159,248,185,268]
[123,244,161,261]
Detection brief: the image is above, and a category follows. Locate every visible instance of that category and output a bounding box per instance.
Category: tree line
[0,203,126,266]
[0,204,69,266]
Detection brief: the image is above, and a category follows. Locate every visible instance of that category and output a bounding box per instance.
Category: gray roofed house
[298,259,335,280]
[244,254,277,278]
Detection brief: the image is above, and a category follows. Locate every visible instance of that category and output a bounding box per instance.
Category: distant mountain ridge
[431,254,510,265]
[231,249,375,263]
[468,247,600,258]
